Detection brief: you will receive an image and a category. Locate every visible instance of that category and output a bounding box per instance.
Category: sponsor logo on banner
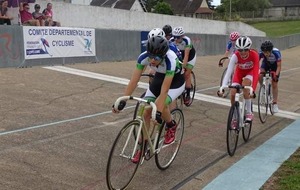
[23,27,96,59]
[84,38,93,54]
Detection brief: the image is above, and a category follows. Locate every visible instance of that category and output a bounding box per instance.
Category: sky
[211,0,221,6]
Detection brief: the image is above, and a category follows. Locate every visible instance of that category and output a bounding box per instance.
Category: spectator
[19,2,40,26]
[32,4,46,26]
[43,3,60,27]
[0,0,13,25]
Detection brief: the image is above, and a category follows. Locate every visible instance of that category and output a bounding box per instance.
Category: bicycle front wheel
[226,103,239,156]
[258,84,268,123]
[242,102,252,142]
[155,109,184,170]
[106,120,143,190]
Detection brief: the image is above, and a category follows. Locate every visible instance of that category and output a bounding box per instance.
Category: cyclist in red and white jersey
[218,36,259,121]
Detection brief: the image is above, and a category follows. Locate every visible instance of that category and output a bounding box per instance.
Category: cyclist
[112,36,185,162]
[219,31,240,67]
[162,24,173,40]
[147,28,182,81]
[171,26,196,106]
[259,40,282,113]
[218,36,259,122]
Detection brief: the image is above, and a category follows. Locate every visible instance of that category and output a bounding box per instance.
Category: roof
[164,0,213,14]
[90,0,136,10]
[270,0,300,7]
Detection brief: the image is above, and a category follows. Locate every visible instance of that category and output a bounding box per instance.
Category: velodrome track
[0,46,299,189]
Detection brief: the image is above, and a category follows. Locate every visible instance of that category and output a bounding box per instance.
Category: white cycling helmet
[172,27,185,36]
[148,28,165,39]
[235,36,252,49]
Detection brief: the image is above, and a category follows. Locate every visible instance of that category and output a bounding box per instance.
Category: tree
[152,1,173,15]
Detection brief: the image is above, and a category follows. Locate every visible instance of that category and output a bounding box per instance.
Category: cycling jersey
[170,36,196,62]
[137,49,185,100]
[226,40,237,57]
[169,42,182,61]
[259,48,282,72]
[222,49,260,91]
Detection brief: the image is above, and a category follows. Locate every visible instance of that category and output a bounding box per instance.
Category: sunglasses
[174,36,181,39]
[148,54,162,61]
[238,49,249,52]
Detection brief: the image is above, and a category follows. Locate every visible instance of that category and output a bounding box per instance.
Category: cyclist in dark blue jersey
[259,40,282,113]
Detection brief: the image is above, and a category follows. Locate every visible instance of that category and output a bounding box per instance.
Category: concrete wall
[1,26,300,68]
[0,26,24,68]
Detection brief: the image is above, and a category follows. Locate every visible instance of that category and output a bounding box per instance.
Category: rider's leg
[184,68,192,95]
[230,88,237,105]
[242,77,253,115]
[259,68,266,85]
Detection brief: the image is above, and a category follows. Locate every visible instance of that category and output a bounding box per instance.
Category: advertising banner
[23,26,96,59]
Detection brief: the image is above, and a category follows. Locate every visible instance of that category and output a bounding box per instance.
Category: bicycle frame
[226,85,253,128]
[114,96,163,163]
[234,89,246,128]
[262,71,274,103]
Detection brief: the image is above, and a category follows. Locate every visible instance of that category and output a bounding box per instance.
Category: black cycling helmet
[261,40,274,52]
[162,24,172,36]
[147,36,169,57]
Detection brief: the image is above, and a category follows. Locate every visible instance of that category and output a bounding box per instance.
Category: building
[165,0,214,19]
[266,0,300,18]
[89,0,146,12]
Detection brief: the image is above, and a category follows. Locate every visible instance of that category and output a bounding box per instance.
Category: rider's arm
[274,50,282,76]
[223,41,231,57]
[252,51,260,91]
[221,54,237,87]
[124,64,144,96]
[223,50,229,58]
[183,46,191,67]
[276,60,282,76]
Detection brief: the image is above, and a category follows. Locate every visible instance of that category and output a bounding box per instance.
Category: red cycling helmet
[229,31,240,41]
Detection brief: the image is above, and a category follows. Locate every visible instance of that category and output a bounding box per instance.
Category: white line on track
[45,66,300,120]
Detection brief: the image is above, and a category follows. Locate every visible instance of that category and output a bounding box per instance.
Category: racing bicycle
[106,96,185,190]
[222,85,253,156]
[258,70,275,123]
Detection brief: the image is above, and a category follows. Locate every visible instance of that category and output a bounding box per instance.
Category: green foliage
[249,20,300,37]
[152,1,173,15]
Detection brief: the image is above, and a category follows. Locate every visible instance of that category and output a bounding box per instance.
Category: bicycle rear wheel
[155,109,184,170]
[242,102,252,142]
[186,71,196,106]
[226,103,239,156]
[175,94,184,110]
[106,120,143,190]
[258,84,268,123]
